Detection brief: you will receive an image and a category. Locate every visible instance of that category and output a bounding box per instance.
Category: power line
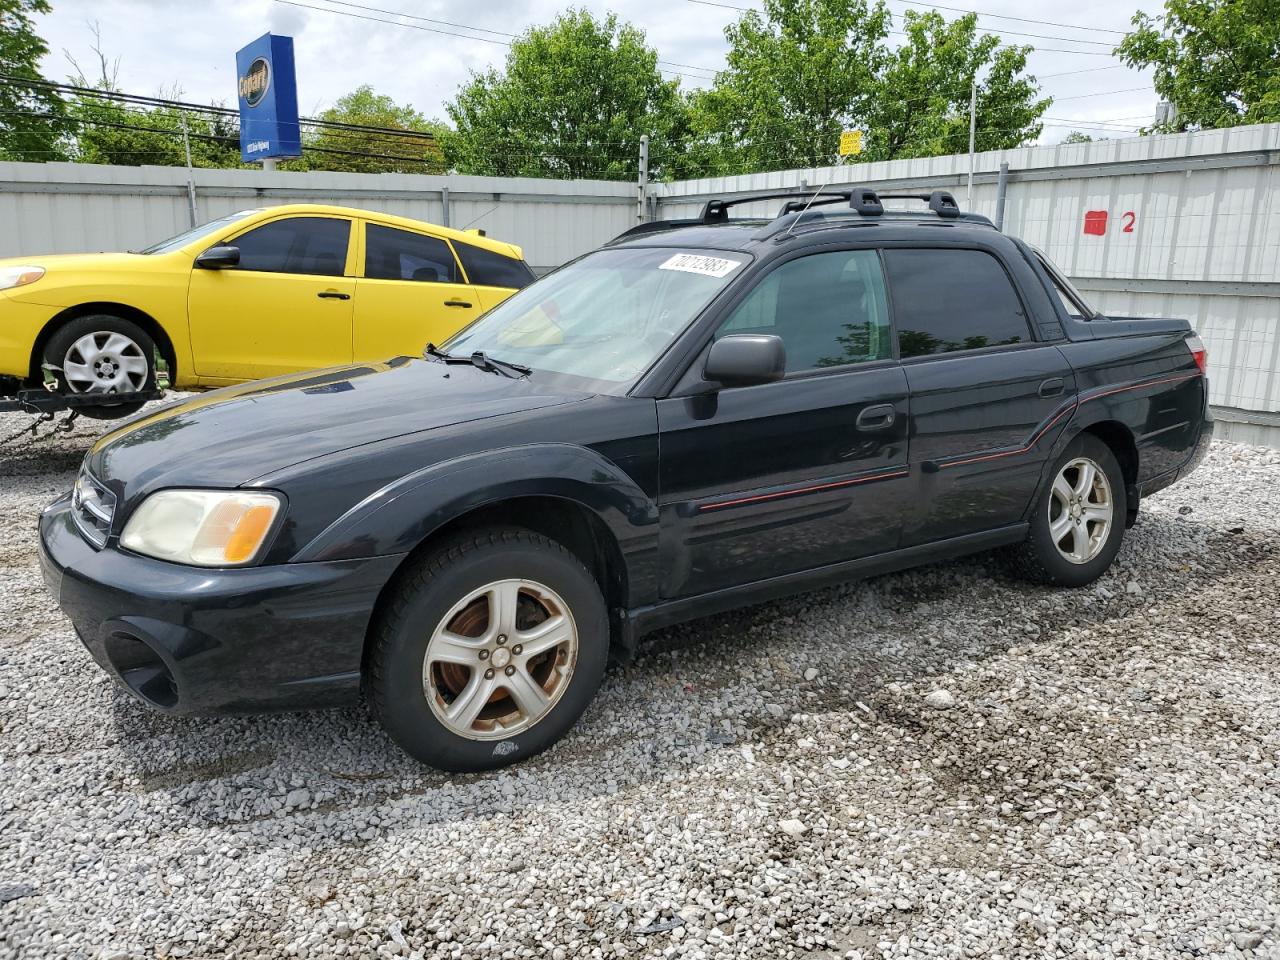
[885,0,1130,37]
[273,0,718,81]
[0,73,441,141]
[685,0,1122,56]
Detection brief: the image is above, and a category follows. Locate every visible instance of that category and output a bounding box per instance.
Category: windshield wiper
[470,351,531,379]
[423,343,531,379]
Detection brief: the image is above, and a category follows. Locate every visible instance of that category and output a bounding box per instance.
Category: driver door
[187,214,356,382]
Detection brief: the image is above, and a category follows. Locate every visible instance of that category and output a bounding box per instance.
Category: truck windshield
[445,247,748,390]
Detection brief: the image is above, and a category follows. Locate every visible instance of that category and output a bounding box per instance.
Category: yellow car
[0,204,534,417]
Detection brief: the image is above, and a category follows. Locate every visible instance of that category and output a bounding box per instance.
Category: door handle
[317,291,350,300]
[1039,377,1065,398]
[856,404,896,431]
[444,299,473,308]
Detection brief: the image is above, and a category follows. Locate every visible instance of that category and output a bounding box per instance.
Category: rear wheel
[368,527,608,771]
[1010,434,1127,587]
[42,315,157,420]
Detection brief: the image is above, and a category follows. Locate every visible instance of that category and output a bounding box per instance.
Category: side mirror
[704,334,786,388]
[195,245,240,269]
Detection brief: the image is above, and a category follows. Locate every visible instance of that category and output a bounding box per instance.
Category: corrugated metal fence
[0,162,636,275]
[2,124,1278,439]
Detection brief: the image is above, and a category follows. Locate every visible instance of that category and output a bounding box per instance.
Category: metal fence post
[180,114,198,227]
[637,134,650,223]
[441,185,450,227]
[994,161,1009,231]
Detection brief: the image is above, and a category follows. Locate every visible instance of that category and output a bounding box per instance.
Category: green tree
[305,85,448,174]
[69,94,242,168]
[445,8,685,180]
[0,0,71,161]
[1117,0,1280,130]
[1061,131,1095,143]
[683,0,891,174]
[859,10,1048,162]
[684,0,1049,175]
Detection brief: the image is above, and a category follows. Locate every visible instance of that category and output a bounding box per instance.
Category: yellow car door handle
[444,299,473,308]
[317,291,350,301]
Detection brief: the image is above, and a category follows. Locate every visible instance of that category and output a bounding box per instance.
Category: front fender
[291,443,661,601]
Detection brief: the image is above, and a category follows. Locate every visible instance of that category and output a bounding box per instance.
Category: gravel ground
[1,408,1278,960]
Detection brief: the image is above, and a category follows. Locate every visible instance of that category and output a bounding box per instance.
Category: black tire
[368,526,609,772]
[43,315,157,420]
[1010,434,1127,587]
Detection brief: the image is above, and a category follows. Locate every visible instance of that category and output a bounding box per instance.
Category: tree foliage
[1117,0,1280,130]
[683,0,1049,176]
[0,0,71,161]
[445,8,683,179]
[303,85,448,174]
[678,0,890,175]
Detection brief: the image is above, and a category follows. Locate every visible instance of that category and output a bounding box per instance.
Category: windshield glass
[136,210,259,255]
[445,247,748,390]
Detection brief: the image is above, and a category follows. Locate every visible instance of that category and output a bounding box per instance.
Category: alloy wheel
[423,579,578,740]
[62,331,149,394]
[1048,456,1113,564]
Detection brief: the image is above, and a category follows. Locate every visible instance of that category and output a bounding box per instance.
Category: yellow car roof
[227,204,524,261]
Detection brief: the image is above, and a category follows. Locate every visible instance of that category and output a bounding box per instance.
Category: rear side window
[231,217,350,276]
[884,249,1030,358]
[715,249,893,373]
[455,242,536,289]
[364,224,459,283]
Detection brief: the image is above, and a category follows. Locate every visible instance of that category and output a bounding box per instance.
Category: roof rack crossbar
[700,189,850,223]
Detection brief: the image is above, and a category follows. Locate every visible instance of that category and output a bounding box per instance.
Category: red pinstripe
[698,468,910,513]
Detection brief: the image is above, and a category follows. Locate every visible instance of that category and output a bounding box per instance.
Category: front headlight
[120,490,284,566]
[0,265,45,290]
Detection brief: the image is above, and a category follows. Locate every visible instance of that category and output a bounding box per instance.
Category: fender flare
[291,443,661,598]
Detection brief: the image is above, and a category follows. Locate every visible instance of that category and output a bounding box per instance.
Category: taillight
[1185,333,1207,374]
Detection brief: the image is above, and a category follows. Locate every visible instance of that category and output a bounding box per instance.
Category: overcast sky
[33,0,1158,145]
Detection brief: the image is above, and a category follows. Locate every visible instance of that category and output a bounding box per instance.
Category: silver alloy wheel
[423,578,579,741]
[1048,456,1113,564]
[61,331,149,394]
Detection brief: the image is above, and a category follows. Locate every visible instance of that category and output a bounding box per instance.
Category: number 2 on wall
[1121,211,1136,233]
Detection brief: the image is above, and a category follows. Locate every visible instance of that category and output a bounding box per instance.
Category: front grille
[72,464,115,549]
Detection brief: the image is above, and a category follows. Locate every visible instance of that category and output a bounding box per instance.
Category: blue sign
[236,33,301,162]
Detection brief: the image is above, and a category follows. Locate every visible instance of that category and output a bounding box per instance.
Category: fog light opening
[103,631,178,709]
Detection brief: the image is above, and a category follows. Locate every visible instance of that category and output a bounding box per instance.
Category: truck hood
[86,358,589,499]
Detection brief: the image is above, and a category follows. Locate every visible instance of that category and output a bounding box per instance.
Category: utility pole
[637,134,650,223]
[180,113,198,228]
[966,80,977,209]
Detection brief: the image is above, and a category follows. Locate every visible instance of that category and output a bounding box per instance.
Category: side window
[883,249,1030,358]
[1036,253,1091,319]
[714,250,892,374]
[455,242,536,290]
[231,217,350,276]
[364,224,459,283]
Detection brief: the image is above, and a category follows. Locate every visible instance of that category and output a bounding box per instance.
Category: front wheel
[367,527,609,771]
[42,314,157,420]
[1010,434,1127,587]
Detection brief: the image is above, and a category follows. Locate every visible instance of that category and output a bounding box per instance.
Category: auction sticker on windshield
[659,253,742,278]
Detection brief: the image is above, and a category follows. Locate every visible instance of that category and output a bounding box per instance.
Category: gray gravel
[2,408,1279,959]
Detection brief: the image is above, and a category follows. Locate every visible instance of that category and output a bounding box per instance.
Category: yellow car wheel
[43,315,157,420]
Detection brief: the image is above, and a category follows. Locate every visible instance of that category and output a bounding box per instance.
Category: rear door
[187,214,355,381]
[656,247,911,598]
[884,246,1076,545]
[354,222,481,361]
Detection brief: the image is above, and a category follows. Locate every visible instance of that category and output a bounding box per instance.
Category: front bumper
[39,495,405,715]
[0,289,51,379]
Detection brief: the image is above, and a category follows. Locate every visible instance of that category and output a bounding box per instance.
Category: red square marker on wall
[1083,210,1108,235]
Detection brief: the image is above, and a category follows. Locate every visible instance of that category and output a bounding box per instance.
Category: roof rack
[609,184,991,244]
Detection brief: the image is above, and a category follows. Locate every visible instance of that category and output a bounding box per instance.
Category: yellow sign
[839,130,863,157]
